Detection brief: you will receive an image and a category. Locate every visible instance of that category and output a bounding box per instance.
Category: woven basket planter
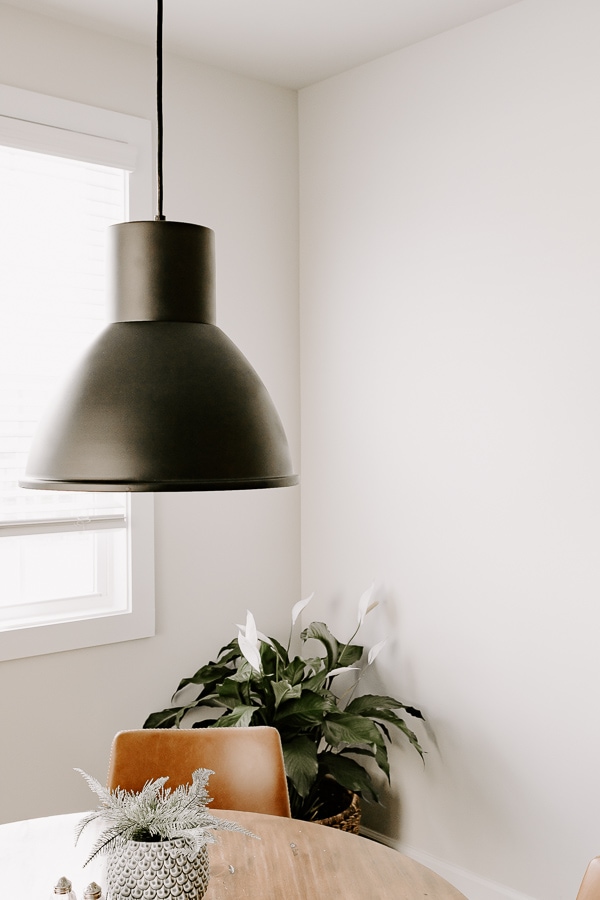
[107,838,210,900]
[313,780,361,835]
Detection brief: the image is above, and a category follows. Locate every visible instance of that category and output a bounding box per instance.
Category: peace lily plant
[144,587,425,821]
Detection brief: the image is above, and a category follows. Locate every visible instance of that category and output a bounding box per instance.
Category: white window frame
[0,84,155,662]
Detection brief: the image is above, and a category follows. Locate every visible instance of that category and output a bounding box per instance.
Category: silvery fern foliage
[75,767,257,866]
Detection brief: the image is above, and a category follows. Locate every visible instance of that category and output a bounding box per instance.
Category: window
[0,85,154,661]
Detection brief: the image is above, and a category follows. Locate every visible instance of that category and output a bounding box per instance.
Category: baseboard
[359,826,539,900]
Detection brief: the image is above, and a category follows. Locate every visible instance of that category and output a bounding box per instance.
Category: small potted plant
[144,587,425,830]
[75,767,256,900]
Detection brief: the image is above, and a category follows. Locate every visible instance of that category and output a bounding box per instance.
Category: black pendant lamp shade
[21,0,297,493]
[21,220,298,491]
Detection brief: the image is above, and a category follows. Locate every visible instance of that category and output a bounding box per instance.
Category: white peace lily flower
[367,639,387,666]
[237,610,262,672]
[236,623,274,647]
[357,583,378,626]
[328,666,360,677]
[237,630,262,673]
[291,593,314,626]
[245,609,258,645]
[256,629,275,647]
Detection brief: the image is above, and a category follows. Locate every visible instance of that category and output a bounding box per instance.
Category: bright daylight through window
[0,85,154,661]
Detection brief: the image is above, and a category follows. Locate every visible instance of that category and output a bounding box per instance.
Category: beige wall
[299,1,600,899]
[0,5,300,823]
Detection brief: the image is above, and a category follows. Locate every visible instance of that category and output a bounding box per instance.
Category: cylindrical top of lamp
[110,220,216,324]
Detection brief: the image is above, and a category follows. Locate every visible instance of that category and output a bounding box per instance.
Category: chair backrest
[577,859,600,900]
[106,727,291,818]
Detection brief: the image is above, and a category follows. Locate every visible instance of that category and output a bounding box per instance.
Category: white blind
[0,113,138,170]
[0,143,127,523]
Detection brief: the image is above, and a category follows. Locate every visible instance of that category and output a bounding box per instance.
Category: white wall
[4,2,600,898]
[0,5,300,824]
[299,1,600,899]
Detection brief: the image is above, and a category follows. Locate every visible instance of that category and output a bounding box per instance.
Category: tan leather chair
[106,727,291,817]
[577,858,600,900]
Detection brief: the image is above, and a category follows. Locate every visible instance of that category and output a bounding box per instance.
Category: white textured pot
[106,838,210,900]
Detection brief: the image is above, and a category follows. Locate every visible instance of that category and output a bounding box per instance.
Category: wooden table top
[0,809,467,899]
[209,810,466,899]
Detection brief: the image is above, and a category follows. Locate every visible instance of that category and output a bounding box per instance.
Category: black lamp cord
[155,0,166,221]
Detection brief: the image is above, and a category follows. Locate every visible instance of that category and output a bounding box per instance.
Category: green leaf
[284,656,307,686]
[300,656,331,691]
[212,705,258,727]
[337,742,390,781]
[258,641,280,676]
[283,736,318,798]
[390,717,425,758]
[322,713,385,750]
[301,622,339,671]
[227,667,253,685]
[267,636,290,666]
[274,690,334,728]
[143,707,187,729]
[216,678,247,710]
[188,695,224,709]
[271,680,302,709]
[302,655,325,676]
[345,693,423,718]
[344,696,425,758]
[302,670,329,692]
[175,642,241,691]
[337,642,363,667]
[374,741,390,780]
[175,662,231,692]
[318,752,378,801]
[403,705,424,720]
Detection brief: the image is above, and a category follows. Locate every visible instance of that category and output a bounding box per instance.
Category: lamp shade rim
[19,474,299,492]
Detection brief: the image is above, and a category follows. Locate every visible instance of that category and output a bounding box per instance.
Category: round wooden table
[0,809,467,899]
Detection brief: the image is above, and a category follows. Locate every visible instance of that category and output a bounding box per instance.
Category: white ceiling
[2,0,522,89]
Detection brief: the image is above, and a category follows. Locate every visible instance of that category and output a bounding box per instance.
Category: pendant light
[20,0,297,492]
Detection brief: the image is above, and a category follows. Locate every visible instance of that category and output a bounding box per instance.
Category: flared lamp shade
[20,221,298,491]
